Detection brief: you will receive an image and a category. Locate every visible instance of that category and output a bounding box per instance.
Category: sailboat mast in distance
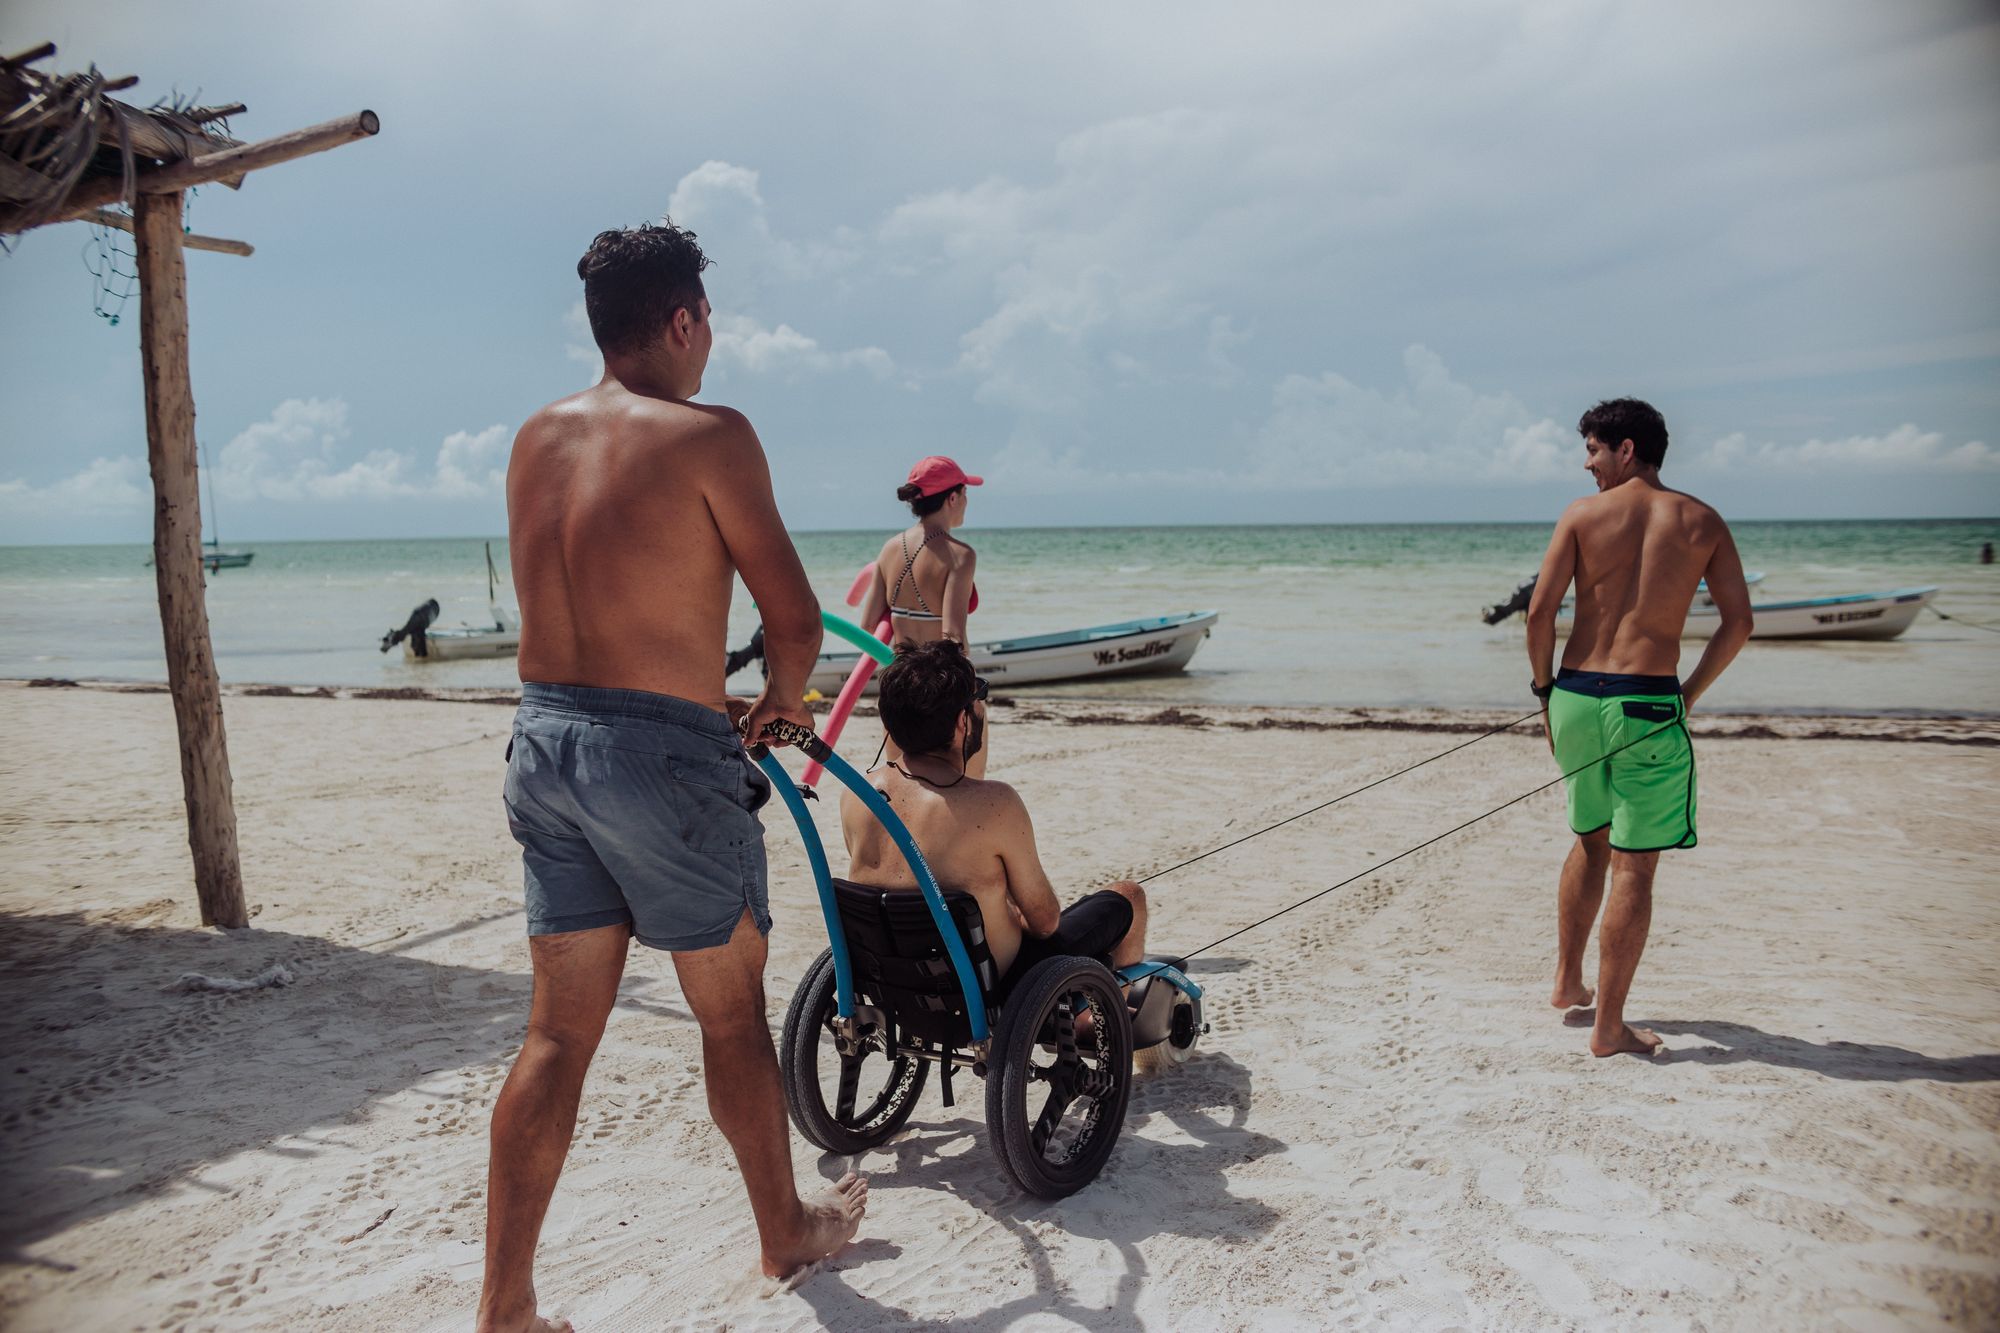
[197,441,254,571]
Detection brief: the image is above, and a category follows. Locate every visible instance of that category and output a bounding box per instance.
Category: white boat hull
[803,612,1219,695]
[1686,586,1936,641]
[406,628,521,661]
[1558,586,1937,641]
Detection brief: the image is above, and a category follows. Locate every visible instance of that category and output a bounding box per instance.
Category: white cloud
[564,300,603,380]
[1246,345,1573,488]
[986,345,1575,495]
[1695,425,1999,473]
[887,108,1266,413]
[709,314,895,381]
[666,160,860,291]
[434,425,514,498]
[0,407,511,524]
[0,455,151,516]
[212,399,512,502]
[216,397,352,500]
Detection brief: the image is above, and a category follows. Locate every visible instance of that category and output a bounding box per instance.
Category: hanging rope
[1137,709,1544,885]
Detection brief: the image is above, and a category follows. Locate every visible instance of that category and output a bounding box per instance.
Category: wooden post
[134,190,247,929]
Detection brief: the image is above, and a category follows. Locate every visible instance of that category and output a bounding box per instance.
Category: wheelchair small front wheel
[1135,990,1202,1073]
[780,948,929,1154]
[985,956,1132,1199]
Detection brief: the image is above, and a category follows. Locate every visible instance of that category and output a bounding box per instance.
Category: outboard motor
[724,623,767,678]
[381,598,442,657]
[1482,575,1538,626]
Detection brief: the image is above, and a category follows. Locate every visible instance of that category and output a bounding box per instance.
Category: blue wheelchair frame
[752,719,1201,1051]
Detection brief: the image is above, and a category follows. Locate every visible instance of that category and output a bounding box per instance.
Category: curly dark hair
[1578,398,1670,468]
[878,639,979,756]
[895,481,963,518]
[577,219,711,358]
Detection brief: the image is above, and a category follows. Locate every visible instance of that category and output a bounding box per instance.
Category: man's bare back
[1528,448,1751,705]
[1548,480,1736,676]
[510,385,804,713]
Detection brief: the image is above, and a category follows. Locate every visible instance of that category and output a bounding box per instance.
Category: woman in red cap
[858,455,989,776]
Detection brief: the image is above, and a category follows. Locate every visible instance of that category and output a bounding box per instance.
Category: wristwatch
[1531,679,1554,700]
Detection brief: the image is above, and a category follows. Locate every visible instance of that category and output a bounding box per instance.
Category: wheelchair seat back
[831,879,1001,1048]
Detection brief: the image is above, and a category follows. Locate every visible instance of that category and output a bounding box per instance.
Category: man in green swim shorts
[1525,399,1754,1057]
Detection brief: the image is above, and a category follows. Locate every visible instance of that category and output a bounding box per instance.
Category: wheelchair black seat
[830,878,1002,1048]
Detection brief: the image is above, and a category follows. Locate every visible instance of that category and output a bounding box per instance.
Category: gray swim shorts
[503,683,773,951]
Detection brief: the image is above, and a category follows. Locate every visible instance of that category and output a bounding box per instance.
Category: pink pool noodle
[845,561,875,607]
[803,612,894,788]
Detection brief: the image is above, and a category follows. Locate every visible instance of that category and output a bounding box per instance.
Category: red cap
[906,456,983,497]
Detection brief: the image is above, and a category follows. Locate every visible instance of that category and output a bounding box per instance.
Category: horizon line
[4,512,1998,550]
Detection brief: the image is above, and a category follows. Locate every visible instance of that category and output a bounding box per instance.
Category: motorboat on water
[1681,586,1938,641]
[385,542,522,661]
[801,611,1220,695]
[1483,571,1764,625]
[1505,576,1938,641]
[415,606,521,660]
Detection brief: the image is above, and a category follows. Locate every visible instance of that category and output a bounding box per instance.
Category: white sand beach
[2,680,1996,1330]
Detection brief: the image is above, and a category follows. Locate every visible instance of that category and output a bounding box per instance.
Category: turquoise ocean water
[2,520,1996,714]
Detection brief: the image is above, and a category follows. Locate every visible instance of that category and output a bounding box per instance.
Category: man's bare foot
[760,1173,868,1278]
[475,1305,572,1333]
[1590,1024,1664,1058]
[1551,981,1595,1011]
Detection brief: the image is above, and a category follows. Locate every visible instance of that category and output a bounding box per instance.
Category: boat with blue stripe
[804,610,1219,694]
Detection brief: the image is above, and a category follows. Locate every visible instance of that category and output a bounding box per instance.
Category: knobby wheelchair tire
[780,948,930,1154]
[985,956,1133,1199]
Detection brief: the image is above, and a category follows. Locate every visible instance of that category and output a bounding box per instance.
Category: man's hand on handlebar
[736,687,815,750]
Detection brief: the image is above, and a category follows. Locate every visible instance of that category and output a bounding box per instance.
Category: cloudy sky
[2,1,1996,543]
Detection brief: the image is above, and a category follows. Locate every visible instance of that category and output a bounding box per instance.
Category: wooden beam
[1,42,56,68]
[38,109,378,224]
[103,103,243,172]
[85,206,253,256]
[133,190,247,930]
[0,151,44,201]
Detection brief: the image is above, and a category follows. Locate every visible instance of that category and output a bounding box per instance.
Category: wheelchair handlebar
[749,716,833,764]
[753,727,993,1045]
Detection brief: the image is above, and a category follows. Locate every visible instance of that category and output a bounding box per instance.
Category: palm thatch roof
[1,43,246,237]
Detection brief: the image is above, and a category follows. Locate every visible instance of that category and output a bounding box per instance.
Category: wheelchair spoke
[835,1053,863,1123]
[1031,1071,1075,1155]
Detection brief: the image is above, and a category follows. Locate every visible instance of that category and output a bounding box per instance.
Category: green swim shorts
[1546,669,1697,852]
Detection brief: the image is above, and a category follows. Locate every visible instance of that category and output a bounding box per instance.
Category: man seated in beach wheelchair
[754,639,1206,1200]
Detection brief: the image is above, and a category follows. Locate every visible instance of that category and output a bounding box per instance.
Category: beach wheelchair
[752,719,1206,1199]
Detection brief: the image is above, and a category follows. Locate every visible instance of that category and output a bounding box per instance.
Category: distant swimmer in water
[1525,398,1753,1058]
[856,456,992,777]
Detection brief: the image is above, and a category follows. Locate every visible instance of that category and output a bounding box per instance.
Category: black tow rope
[1125,713,1688,978]
[1137,709,1544,886]
[1927,605,2000,635]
